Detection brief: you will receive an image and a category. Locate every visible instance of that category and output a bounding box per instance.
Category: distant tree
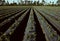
[52,2,54,6]
[42,0,45,3]
[13,1,17,5]
[1,0,5,5]
[57,0,60,6]
[50,1,51,4]
[42,0,45,6]
[18,3,20,5]
[52,2,54,4]
[37,1,39,5]
[39,3,43,6]
[33,1,36,5]
[6,1,9,5]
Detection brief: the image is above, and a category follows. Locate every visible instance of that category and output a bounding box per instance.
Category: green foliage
[50,31,57,38]
[58,37,60,41]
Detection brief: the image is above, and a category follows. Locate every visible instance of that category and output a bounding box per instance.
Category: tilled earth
[0,6,60,41]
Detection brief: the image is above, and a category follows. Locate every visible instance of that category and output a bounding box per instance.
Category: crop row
[34,8,60,41]
[0,8,28,36]
[0,8,30,41]
[0,8,26,23]
[23,9,36,41]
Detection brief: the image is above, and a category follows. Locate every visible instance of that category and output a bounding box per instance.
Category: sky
[5,0,58,4]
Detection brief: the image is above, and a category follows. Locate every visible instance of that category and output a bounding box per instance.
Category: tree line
[0,0,60,6]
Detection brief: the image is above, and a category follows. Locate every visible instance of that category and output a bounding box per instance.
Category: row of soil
[36,10,60,36]
[10,8,31,41]
[33,10,46,41]
[0,8,28,36]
